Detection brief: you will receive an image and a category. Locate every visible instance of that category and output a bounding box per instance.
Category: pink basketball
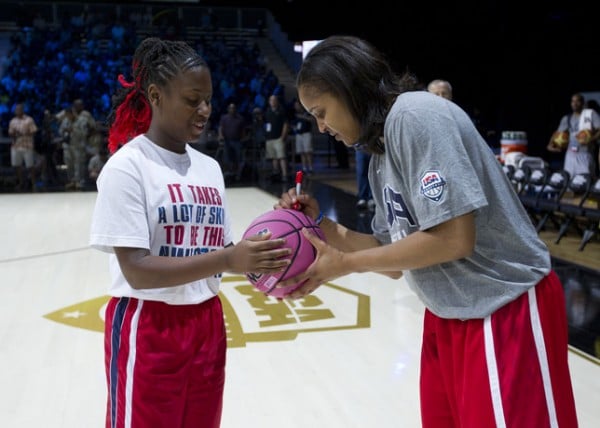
[242,208,325,297]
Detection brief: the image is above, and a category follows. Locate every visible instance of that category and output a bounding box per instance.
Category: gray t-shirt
[369,91,551,319]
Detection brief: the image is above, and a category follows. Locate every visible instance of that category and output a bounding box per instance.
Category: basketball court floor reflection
[1,189,598,427]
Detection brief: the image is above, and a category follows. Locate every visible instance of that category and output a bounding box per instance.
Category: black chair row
[535,169,571,233]
[504,164,600,251]
[557,176,600,251]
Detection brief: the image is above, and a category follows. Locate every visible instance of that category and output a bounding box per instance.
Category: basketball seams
[242,209,324,297]
[284,209,314,228]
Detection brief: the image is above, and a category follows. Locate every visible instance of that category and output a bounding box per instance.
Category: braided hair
[107,37,208,153]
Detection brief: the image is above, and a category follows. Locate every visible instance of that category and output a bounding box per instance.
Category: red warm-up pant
[104,296,226,428]
[420,271,578,428]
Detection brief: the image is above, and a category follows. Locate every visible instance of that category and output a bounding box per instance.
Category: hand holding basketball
[276,227,347,300]
[551,131,569,149]
[227,231,290,275]
[242,208,326,297]
[575,129,592,144]
[275,187,320,222]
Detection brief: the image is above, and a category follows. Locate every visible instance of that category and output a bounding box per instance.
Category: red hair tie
[118,74,135,88]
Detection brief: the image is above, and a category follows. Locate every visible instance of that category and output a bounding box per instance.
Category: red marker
[292,170,303,210]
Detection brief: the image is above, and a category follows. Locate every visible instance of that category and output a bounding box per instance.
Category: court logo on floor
[43,275,370,348]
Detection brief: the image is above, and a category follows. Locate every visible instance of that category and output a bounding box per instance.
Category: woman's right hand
[275,227,347,299]
[275,188,321,223]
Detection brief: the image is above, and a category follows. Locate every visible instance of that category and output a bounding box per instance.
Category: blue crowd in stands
[0,9,285,147]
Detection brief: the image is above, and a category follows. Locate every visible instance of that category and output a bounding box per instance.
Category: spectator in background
[248,106,267,180]
[547,93,600,178]
[88,143,109,186]
[8,102,38,191]
[87,124,107,158]
[57,106,75,166]
[110,20,126,50]
[585,99,600,177]
[38,108,61,188]
[63,98,96,190]
[218,102,247,181]
[355,147,374,210]
[427,79,453,100]
[332,134,349,169]
[250,107,267,148]
[264,94,289,182]
[291,99,314,175]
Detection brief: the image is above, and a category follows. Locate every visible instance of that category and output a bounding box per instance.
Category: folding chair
[518,156,547,170]
[578,177,600,251]
[510,165,531,195]
[502,164,515,181]
[554,173,593,244]
[519,166,549,224]
[535,169,571,233]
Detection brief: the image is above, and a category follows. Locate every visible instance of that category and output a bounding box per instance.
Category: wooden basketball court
[0,189,598,427]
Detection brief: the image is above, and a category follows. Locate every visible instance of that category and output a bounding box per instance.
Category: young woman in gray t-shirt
[276,35,578,428]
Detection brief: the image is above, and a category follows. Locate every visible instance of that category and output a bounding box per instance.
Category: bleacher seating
[0,3,293,191]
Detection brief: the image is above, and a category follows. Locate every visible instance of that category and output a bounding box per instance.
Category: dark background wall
[4,0,600,158]
[224,0,600,158]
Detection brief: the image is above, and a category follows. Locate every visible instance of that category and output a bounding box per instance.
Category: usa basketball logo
[420,170,446,202]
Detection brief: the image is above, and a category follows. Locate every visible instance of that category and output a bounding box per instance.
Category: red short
[104,296,226,428]
[420,270,578,428]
